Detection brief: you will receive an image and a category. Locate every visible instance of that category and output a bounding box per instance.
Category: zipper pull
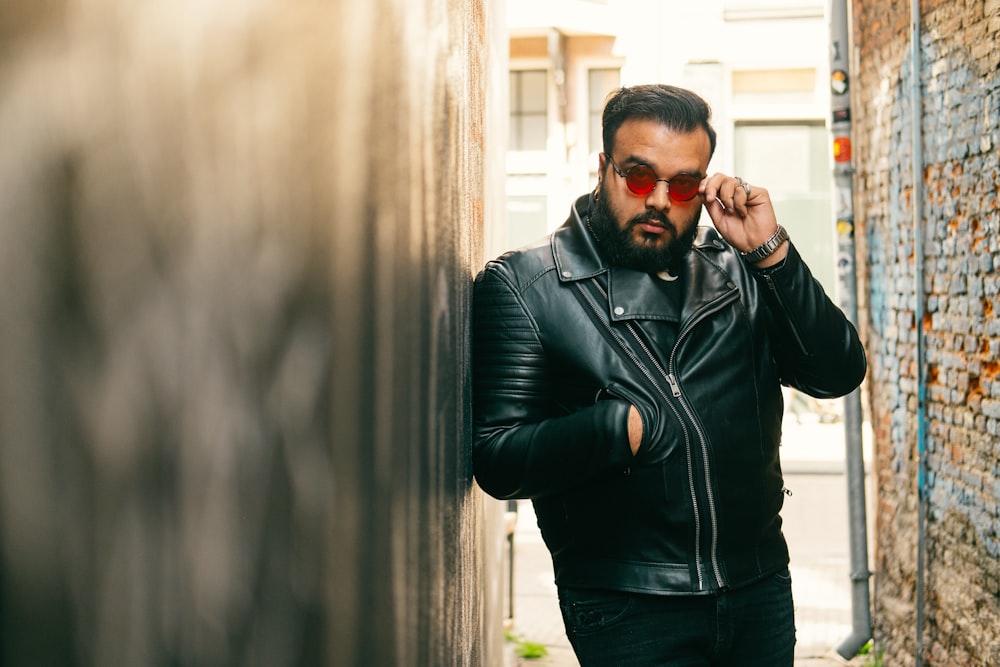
[782,485,793,497]
[666,373,682,397]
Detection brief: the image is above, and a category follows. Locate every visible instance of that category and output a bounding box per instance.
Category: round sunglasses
[604,153,701,202]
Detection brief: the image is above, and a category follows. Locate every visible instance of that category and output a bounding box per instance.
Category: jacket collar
[551,194,607,282]
[552,193,735,323]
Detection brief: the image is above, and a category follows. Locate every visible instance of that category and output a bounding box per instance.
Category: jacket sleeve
[471,265,632,500]
[753,242,867,398]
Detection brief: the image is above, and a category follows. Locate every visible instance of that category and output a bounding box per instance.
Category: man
[472,84,866,666]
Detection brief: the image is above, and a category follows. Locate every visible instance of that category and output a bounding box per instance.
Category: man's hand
[699,173,788,268]
[628,405,642,456]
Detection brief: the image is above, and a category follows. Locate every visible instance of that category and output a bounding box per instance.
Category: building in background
[504,0,838,295]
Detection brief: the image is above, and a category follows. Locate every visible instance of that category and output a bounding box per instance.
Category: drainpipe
[828,0,873,659]
[547,28,569,158]
[910,0,928,664]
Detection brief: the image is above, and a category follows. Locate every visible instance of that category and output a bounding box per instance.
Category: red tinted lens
[624,165,657,195]
[667,174,700,202]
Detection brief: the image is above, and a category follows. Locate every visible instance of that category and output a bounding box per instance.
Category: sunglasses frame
[604,153,701,202]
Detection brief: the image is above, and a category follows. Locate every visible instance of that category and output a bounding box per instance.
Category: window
[509,70,548,151]
[507,70,549,249]
[588,68,620,155]
[734,122,835,294]
[505,193,548,249]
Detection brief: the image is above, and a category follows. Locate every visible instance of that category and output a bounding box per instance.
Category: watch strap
[740,225,789,264]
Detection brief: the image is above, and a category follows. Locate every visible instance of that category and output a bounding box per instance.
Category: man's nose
[644,181,672,212]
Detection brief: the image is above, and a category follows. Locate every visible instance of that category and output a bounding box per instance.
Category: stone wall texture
[853,0,1000,664]
[0,1,505,665]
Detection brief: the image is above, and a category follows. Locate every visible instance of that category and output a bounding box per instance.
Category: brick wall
[853,0,1000,663]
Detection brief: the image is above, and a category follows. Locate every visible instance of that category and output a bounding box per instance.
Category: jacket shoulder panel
[479,239,558,295]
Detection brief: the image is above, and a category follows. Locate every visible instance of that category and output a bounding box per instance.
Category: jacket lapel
[607,268,681,323]
[552,194,738,325]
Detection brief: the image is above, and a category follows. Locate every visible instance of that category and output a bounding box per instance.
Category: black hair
[601,84,717,158]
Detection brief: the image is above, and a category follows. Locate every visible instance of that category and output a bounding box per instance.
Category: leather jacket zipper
[582,278,739,592]
[668,291,741,590]
[575,280,709,590]
[761,273,809,355]
[623,322,713,590]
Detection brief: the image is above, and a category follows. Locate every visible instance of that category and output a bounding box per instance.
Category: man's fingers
[701,173,750,217]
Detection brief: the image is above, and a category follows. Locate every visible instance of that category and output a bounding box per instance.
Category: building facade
[502,0,840,295]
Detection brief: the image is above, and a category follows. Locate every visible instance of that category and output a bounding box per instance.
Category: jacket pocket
[559,589,635,637]
[601,381,680,466]
[597,382,649,459]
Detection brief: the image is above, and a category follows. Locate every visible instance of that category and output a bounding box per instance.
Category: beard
[589,182,700,274]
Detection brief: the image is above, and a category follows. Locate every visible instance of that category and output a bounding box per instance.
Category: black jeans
[558,570,795,667]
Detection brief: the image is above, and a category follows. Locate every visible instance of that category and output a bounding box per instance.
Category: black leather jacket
[472,194,866,595]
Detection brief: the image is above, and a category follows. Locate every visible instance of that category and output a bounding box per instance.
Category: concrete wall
[0,1,505,665]
[852,0,1000,663]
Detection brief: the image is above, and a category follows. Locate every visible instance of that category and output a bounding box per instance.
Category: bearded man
[471,84,867,666]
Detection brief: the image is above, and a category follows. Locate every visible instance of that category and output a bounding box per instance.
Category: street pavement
[503,415,873,667]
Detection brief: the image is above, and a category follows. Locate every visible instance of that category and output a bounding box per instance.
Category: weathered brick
[856,0,1000,662]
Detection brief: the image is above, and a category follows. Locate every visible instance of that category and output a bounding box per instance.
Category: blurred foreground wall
[0,1,505,665]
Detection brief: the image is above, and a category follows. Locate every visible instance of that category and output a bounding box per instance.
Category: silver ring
[736,176,751,197]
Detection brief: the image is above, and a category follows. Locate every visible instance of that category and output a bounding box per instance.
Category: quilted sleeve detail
[471,266,632,500]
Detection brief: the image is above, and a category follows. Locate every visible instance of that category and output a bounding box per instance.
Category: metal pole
[910,0,928,663]
[829,0,873,659]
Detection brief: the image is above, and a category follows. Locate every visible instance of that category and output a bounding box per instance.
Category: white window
[734,122,835,293]
[509,70,548,152]
[588,68,620,155]
[506,70,550,249]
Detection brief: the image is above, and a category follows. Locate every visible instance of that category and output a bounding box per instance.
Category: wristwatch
[740,225,789,264]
